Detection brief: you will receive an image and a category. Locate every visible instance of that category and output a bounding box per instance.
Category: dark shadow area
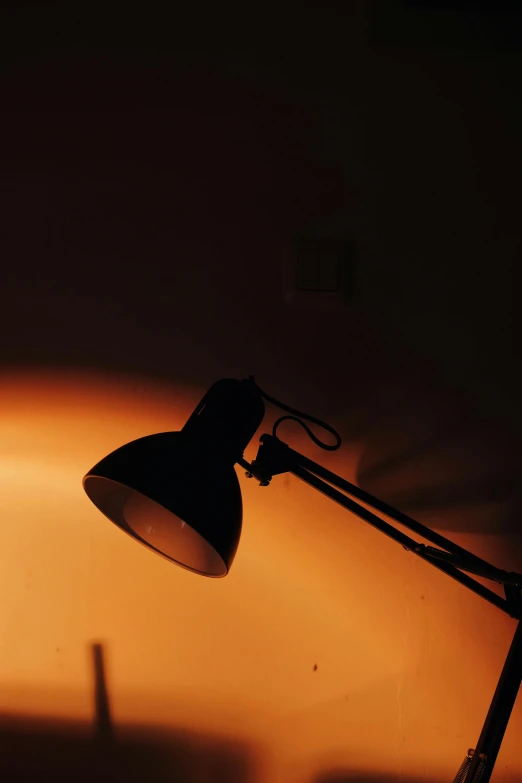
[0,641,252,782]
[355,377,522,541]
[0,38,344,397]
[0,3,358,425]
[1,4,521,474]
[372,0,522,52]
[314,772,439,783]
[0,713,252,783]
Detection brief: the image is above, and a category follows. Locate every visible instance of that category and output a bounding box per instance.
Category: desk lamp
[84,377,522,783]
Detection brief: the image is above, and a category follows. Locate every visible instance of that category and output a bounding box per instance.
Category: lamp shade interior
[88,478,227,575]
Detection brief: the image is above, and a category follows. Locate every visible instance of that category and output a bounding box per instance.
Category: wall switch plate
[282,236,354,309]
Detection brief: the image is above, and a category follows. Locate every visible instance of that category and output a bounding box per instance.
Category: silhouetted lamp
[83,377,522,783]
[83,378,264,576]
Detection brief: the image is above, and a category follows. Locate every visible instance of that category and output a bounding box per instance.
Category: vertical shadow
[92,641,114,744]
[0,639,253,781]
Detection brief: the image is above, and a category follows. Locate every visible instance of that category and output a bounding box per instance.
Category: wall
[1,3,521,781]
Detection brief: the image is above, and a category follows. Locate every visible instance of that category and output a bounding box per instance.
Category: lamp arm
[241,434,522,617]
[241,433,522,783]
[294,451,520,585]
[292,462,519,617]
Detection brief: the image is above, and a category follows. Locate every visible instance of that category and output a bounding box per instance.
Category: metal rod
[292,449,513,583]
[421,546,521,586]
[463,620,522,782]
[244,434,522,782]
[291,463,514,617]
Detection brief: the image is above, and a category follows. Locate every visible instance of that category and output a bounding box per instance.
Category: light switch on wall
[283,236,354,308]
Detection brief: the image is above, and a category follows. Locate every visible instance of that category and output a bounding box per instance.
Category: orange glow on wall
[0,368,521,782]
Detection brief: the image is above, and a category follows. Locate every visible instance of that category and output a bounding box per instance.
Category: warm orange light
[0,368,520,781]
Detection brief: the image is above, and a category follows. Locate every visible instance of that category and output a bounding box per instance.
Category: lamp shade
[83,378,265,576]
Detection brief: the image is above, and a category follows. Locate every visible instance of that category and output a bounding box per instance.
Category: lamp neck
[182,378,265,463]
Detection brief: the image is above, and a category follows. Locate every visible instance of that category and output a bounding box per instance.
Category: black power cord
[248,376,342,452]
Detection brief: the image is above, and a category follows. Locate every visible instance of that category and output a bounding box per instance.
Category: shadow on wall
[0,642,252,783]
[0,56,344,395]
[0,714,252,783]
[314,773,439,783]
[354,376,522,543]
